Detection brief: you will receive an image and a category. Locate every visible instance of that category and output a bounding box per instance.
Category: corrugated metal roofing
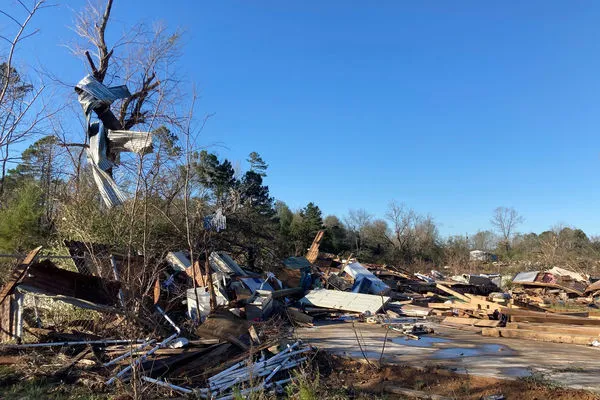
[75,74,130,115]
[240,277,274,293]
[107,130,153,154]
[299,288,389,314]
[209,252,245,276]
[89,163,126,208]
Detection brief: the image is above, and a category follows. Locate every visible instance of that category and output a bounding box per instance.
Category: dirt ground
[1,349,599,399]
[316,352,600,400]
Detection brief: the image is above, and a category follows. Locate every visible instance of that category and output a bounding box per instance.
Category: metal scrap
[74,74,153,208]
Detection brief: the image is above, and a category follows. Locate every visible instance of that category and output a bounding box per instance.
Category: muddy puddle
[387,335,516,360]
[432,343,515,359]
[500,366,532,377]
[389,336,450,347]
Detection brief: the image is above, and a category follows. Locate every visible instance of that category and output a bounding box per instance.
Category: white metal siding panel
[300,288,389,314]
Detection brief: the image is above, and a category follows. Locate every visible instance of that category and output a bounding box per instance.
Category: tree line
[1,0,599,281]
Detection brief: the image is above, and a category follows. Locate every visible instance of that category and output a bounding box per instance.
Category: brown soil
[315,352,600,400]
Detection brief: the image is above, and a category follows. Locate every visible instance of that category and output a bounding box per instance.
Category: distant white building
[469,250,497,262]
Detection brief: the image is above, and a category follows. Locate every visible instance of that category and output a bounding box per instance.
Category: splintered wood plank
[306,230,324,263]
[435,284,470,302]
[0,296,13,342]
[506,322,600,336]
[430,302,478,311]
[473,319,501,327]
[427,303,454,309]
[153,278,160,305]
[509,313,600,326]
[0,247,43,305]
[464,294,505,312]
[482,327,598,345]
[442,316,476,326]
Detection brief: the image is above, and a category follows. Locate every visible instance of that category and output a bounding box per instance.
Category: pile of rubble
[1,231,600,397]
[0,244,314,397]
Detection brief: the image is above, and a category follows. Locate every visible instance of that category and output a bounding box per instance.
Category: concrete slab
[297,320,600,392]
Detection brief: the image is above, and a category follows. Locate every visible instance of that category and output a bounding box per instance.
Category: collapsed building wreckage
[0,242,314,398]
[1,230,600,397]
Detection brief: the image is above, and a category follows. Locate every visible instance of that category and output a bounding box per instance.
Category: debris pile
[2,229,600,397]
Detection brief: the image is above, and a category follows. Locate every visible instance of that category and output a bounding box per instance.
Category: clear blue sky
[8,1,600,237]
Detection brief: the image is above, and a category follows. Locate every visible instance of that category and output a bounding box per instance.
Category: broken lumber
[139,343,226,378]
[305,230,324,264]
[287,307,314,326]
[473,320,502,327]
[54,347,92,376]
[195,309,251,348]
[443,316,476,325]
[19,260,122,308]
[0,247,43,305]
[442,316,501,328]
[506,311,600,326]
[505,322,600,337]
[435,284,470,302]
[464,294,505,312]
[482,328,598,345]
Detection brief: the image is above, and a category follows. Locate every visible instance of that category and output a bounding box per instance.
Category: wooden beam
[0,295,14,343]
[442,316,475,325]
[482,327,598,345]
[464,294,506,312]
[0,247,42,305]
[19,260,121,307]
[442,316,501,327]
[287,307,314,326]
[509,314,600,326]
[305,230,324,264]
[474,319,501,327]
[506,322,600,336]
[427,303,454,309]
[435,284,470,302]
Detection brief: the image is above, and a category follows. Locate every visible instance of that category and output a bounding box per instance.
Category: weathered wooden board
[505,322,600,336]
[443,316,501,327]
[482,328,598,345]
[0,247,42,305]
[508,313,600,326]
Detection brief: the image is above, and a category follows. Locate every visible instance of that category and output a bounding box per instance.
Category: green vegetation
[0,366,108,400]
[519,371,563,390]
[2,132,600,277]
[1,0,600,282]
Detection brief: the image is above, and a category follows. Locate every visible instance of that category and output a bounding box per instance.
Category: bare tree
[0,0,53,193]
[490,206,524,251]
[385,201,419,260]
[470,230,497,251]
[344,208,372,254]
[384,201,441,264]
[54,0,193,316]
[64,0,183,182]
